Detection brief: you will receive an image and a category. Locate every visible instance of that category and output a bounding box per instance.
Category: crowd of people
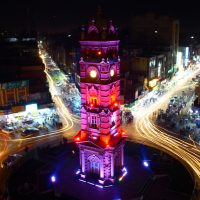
[0,109,61,138]
[156,88,200,144]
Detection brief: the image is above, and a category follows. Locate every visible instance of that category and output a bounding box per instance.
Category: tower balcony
[109,102,120,112]
[83,102,120,113]
[83,57,119,63]
[83,57,102,63]
[85,104,101,113]
[74,129,127,149]
[89,124,100,129]
[82,76,120,85]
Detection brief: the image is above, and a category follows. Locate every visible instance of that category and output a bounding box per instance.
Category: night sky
[0,0,199,34]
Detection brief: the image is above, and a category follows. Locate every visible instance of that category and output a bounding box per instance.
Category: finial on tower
[101,58,105,63]
[80,57,84,62]
[108,20,115,34]
[88,19,99,34]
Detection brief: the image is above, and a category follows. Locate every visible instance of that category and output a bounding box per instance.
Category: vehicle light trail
[1,48,200,196]
[0,133,10,157]
[130,67,200,189]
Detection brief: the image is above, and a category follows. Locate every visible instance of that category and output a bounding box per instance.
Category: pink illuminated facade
[75,19,127,185]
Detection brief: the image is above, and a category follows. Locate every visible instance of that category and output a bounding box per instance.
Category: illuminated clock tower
[75,19,127,185]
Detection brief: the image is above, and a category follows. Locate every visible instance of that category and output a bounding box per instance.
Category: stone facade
[75,19,126,185]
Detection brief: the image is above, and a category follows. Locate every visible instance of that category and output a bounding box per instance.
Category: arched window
[90,115,97,128]
[90,96,98,106]
[88,155,100,175]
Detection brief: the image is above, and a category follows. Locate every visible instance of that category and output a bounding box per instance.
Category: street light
[143,160,150,168]
[50,174,60,197]
[50,175,56,183]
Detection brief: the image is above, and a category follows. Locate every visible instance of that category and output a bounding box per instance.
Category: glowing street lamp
[50,175,56,183]
[143,160,149,168]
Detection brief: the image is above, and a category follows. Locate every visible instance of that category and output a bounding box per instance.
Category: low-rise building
[0,34,52,112]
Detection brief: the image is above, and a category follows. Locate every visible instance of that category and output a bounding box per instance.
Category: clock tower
[75,19,127,185]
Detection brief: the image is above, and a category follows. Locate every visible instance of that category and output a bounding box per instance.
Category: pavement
[4,141,194,200]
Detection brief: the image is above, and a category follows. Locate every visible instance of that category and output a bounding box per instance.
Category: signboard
[26,104,38,113]
[11,106,25,113]
[0,80,29,90]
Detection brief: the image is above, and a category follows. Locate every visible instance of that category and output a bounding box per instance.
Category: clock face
[110,69,115,77]
[90,69,97,78]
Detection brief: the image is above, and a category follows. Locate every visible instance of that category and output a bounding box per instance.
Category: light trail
[130,67,200,189]
[0,133,10,158]
[1,47,200,196]
[0,49,80,161]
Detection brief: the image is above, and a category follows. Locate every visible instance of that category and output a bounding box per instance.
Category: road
[0,49,80,166]
[124,67,200,196]
[0,48,81,193]
[42,54,200,198]
[1,46,200,198]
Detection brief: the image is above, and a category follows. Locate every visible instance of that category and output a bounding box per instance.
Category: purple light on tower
[74,18,127,186]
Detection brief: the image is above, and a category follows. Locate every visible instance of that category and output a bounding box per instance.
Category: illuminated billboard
[25,104,38,113]
[0,80,29,90]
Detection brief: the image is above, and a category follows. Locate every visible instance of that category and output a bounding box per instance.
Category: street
[1,46,200,198]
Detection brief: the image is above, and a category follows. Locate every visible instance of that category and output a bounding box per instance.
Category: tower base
[76,139,126,186]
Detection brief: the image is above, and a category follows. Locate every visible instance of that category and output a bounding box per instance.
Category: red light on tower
[90,103,94,107]
[114,102,118,107]
[97,51,102,55]
[76,137,80,141]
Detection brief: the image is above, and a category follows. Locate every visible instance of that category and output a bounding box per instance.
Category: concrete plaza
[7,141,193,200]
